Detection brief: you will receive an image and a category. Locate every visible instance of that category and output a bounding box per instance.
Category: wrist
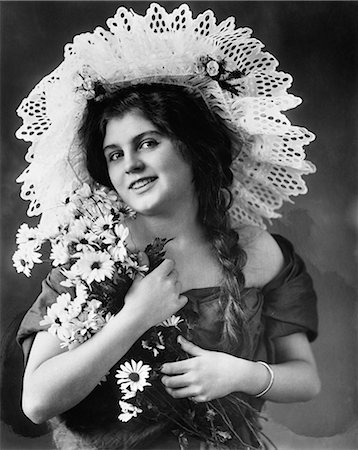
[231,359,272,396]
[110,304,151,337]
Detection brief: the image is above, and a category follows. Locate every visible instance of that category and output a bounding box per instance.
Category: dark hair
[80,84,251,356]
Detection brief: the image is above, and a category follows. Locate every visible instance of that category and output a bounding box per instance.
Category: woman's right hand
[123,258,188,329]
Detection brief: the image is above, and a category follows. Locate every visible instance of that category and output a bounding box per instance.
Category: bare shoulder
[237,225,284,289]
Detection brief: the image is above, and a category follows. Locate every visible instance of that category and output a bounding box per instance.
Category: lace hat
[15,3,315,231]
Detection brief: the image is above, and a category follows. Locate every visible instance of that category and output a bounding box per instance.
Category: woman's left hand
[160,336,243,402]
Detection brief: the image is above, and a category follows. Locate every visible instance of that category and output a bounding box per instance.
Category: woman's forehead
[103,111,160,146]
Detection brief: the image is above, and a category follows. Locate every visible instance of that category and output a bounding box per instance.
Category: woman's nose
[124,153,145,174]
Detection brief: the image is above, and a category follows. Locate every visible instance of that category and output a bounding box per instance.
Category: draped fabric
[16,235,318,449]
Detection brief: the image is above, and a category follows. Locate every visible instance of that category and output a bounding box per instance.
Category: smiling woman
[102,111,195,217]
[6,3,326,449]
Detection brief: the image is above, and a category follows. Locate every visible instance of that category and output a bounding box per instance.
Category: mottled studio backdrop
[1,1,357,449]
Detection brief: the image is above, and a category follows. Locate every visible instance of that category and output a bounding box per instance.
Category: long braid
[204,197,252,358]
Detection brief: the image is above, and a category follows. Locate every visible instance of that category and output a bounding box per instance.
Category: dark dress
[17,235,318,449]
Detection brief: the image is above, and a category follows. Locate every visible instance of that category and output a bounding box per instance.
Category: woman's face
[103,110,196,216]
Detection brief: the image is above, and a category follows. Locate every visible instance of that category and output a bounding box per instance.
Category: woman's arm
[22,259,187,424]
[23,309,149,424]
[247,332,321,402]
[161,333,320,403]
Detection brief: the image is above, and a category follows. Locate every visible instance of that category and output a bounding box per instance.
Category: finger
[175,280,182,293]
[156,259,175,276]
[161,359,190,375]
[165,386,201,399]
[177,294,187,307]
[161,374,190,389]
[178,336,204,357]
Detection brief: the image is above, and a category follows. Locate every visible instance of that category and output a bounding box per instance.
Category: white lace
[15,3,315,232]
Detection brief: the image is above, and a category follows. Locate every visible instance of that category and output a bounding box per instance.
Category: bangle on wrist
[255,361,274,398]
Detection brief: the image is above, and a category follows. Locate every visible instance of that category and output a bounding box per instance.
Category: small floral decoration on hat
[197,55,246,96]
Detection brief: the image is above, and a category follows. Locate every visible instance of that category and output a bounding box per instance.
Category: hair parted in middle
[80,83,251,357]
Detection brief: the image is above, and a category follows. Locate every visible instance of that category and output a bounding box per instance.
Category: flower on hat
[205,59,220,78]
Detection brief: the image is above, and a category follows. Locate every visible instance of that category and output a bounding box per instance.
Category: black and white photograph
[1,2,357,449]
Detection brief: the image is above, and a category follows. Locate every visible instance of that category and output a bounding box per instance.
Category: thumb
[178,336,204,356]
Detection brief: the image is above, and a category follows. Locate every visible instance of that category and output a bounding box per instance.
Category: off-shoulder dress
[17,235,318,449]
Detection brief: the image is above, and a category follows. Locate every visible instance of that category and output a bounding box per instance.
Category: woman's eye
[140,139,158,150]
[108,151,123,162]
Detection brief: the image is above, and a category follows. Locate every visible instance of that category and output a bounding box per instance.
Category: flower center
[91,262,101,270]
[129,372,140,382]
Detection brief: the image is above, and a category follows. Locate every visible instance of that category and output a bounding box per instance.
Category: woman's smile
[129,176,158,192]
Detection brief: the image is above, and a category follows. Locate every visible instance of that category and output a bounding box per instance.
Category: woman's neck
[127,209,206,252]
[127,209,224,291]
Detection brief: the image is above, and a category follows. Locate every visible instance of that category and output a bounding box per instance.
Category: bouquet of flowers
[13,183,264,449]
[13,183,146,349]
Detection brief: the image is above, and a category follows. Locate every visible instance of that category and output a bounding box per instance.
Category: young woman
[14,4,319,449]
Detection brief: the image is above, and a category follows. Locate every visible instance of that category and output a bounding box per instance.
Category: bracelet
[255,361,274,398]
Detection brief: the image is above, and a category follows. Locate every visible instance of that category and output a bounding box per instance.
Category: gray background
[1,1,357,449]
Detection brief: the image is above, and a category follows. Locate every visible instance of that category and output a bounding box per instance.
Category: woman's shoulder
[236,225,284,289]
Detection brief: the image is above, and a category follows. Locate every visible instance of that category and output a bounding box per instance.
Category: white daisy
[92,214,114,237]
[74,308,105,338]
[68,217,88,235]
[108,241,128,263]
[74,251,115,285]
[40,299,80,347]
[159,315,184,329]
[103,223,129,246]
[115,360,151,393]
[67,226,98,254]
[15,223,42,246]
[40,293,80,325]
[50,241,70,266]
[12,246,42,277]
[53,322,76,347]
[118,401,143,422]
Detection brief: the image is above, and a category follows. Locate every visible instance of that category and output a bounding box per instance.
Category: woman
[15,4,320,449]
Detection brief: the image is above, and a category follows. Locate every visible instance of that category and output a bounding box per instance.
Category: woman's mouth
[129,177,158,191]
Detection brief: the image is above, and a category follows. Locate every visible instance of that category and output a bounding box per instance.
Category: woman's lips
[129,177,158,190]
